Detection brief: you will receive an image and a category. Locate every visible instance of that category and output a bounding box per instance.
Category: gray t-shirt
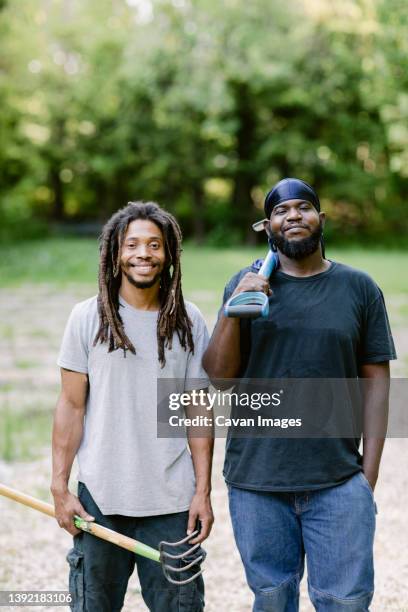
[57,295,209,516]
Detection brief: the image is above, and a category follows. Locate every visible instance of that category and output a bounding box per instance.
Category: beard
[123,269,161,289]
[270,221,323,260]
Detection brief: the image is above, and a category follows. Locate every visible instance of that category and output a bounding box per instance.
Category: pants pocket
[358,472,378,513]
[67,545,85,611]
[359,472,374,496]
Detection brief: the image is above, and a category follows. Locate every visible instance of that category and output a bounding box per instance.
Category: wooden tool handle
[76,520,151,555]
[0,483,161,563]
[0,483,55,518]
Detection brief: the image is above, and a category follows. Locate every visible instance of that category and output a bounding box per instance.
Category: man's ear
[319,212,326,228]
[252,218,270,233]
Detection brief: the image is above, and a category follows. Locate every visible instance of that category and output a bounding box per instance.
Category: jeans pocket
[359,472,378,513]
[67,546,85,611]
[359,472,374,497]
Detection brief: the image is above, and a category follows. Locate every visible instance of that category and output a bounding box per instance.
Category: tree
[0,0,406,243]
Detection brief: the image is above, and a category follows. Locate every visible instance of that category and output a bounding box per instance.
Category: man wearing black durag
[203,178,396,611]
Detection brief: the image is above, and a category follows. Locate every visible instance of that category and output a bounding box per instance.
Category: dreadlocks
[94,201,194,367]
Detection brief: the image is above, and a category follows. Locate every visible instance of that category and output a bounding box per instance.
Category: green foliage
[0,0,407,243]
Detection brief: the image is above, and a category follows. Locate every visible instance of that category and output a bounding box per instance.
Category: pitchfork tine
[160,531,200,547]
[159,529,205,585]
[160,542,201,560]
[162,567,204,586]
[163,555,204,573]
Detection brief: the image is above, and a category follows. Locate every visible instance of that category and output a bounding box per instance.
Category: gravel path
[0,286,407,611]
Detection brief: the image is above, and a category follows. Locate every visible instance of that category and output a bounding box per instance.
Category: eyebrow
[124,235,163,241]
[273,200,310,209]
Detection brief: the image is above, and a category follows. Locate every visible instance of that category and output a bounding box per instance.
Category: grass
[14,359,37,370]
[0,238,98,287]
[0,324,14,340]
[0,404,53,461]
[0,237,407,295]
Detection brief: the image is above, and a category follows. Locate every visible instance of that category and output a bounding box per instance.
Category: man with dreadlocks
[51,201,213,612]
[204,178,396,611]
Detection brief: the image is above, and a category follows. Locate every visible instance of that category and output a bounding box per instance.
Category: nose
[286,206,302,221]
[135,244,150,258]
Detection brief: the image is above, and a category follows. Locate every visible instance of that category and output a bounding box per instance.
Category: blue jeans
[228,472,377,612]
[67,482,205,612]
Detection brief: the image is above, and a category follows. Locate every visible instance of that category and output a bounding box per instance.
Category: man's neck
[119,277,160,311]
[277,248,330,278]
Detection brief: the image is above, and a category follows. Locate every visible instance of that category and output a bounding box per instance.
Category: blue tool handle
[223,250,278,318]
[259,250,278,278]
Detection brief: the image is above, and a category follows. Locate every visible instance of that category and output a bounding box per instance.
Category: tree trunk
[191,183,205,245]
[49,117,66,221]
[50,167,64,221]
[230,81,258,245]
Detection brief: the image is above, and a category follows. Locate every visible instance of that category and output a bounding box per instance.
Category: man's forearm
[188,436,214,495]
[361,363,390,490]
[51,396,85,493]
[186,403,215,543]
[362,437,385,488]
[185,398,214,493]
[203,316,241,379]
[362,395,387,487]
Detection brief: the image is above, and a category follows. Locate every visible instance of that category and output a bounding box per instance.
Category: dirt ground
[1,286,407,611]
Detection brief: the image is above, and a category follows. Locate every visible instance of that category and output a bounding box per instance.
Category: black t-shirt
[221,260,397,491]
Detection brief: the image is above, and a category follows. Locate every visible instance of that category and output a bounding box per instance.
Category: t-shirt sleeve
[184,307,210,391]
[57,304,90,374]
[360,290,397,364]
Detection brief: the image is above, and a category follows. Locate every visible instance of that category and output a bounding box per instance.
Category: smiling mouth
[129,263,156,273]
[283,226,308,233]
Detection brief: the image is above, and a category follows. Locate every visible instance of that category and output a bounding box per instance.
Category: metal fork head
[159,530,206,585]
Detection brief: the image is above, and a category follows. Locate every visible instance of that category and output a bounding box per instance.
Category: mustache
[126,259,158,267]
[282,223,310,232]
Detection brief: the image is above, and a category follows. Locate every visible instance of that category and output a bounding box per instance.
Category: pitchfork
[0,484,205,586]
